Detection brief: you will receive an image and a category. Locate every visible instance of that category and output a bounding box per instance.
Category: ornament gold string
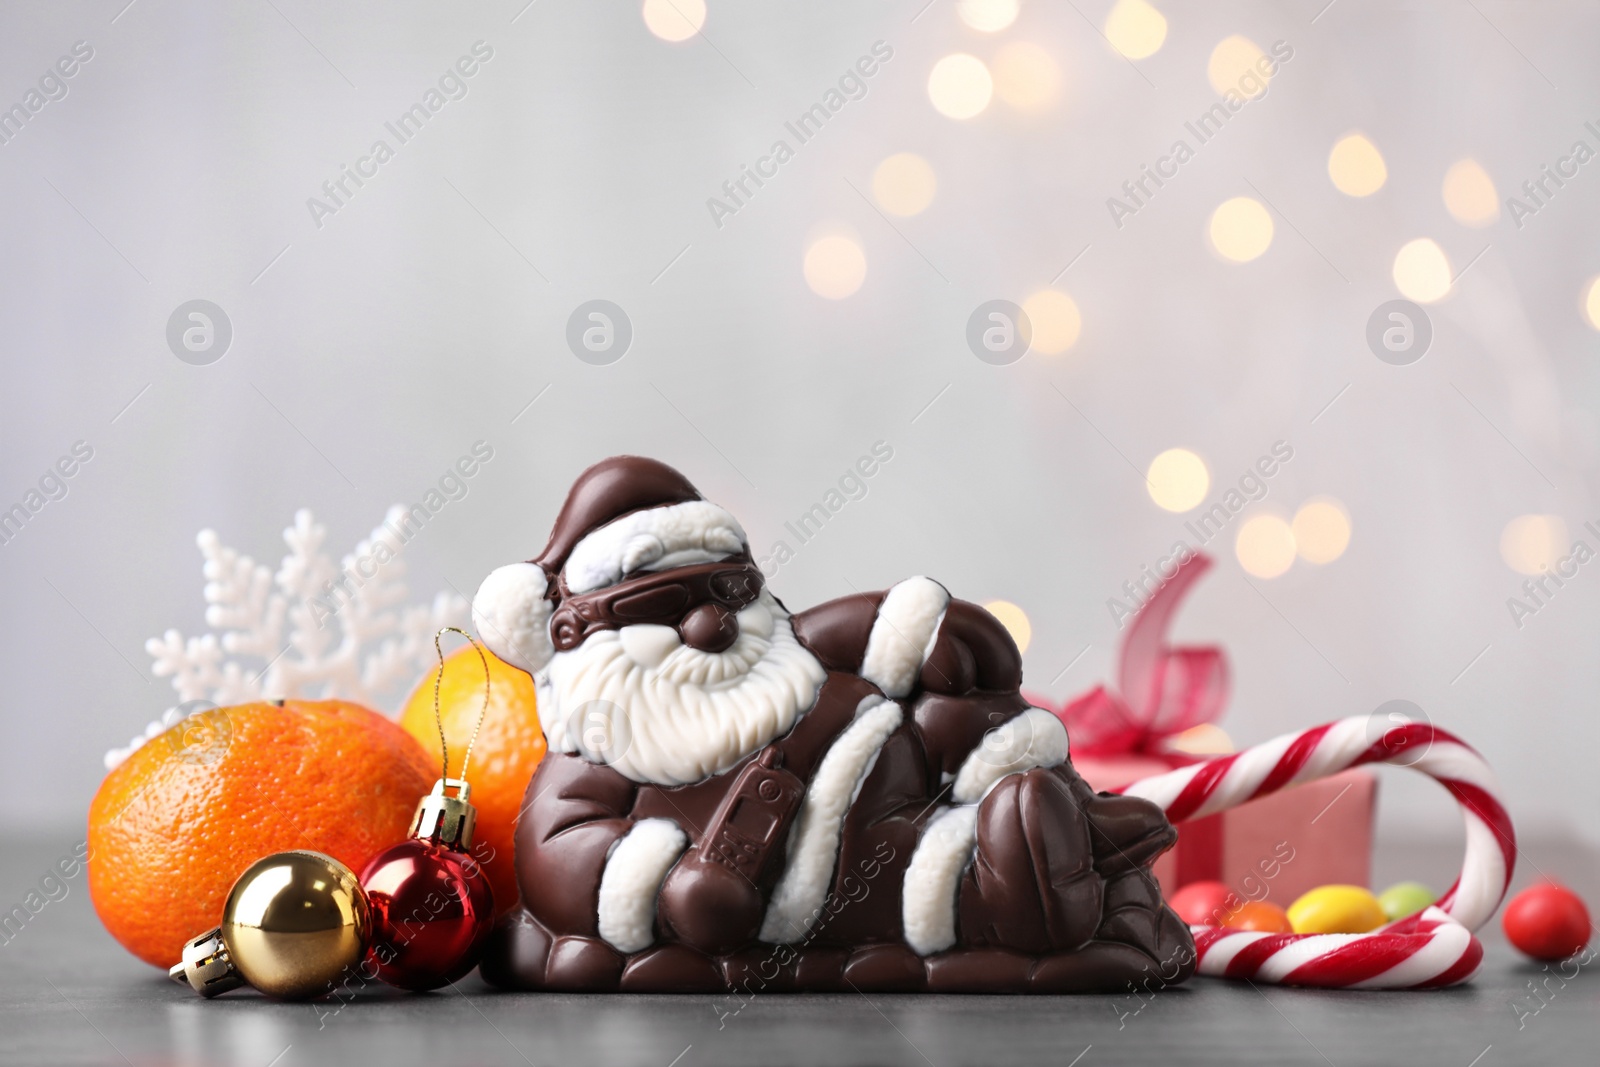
[432,626,491,784]
[353,627,498,991]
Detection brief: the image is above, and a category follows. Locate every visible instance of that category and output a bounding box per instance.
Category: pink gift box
[1036,556,1379,907]
[1074,754,1377,904]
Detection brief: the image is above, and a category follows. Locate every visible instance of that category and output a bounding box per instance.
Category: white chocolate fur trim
[596,818,688,953]
[564,501,747,594]
[902,805,979,956]
[951,709,1068,805]
[535,673,566,752]
[760,698,904,943]
[472,562,553,674]
[860,577,950,698]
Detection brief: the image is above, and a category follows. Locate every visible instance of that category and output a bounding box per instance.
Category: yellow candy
[1286,885,1388,934]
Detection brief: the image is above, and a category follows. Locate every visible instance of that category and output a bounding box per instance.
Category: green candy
[1377,881,1436,922]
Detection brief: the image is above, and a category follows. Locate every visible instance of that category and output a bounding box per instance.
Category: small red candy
[1168,880,1238,926]
[1502,882,1591,961]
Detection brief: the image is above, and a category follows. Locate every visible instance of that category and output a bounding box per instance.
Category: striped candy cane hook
[1116,716,1517,989]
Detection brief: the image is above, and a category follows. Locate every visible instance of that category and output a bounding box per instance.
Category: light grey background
[2,0,1598,859]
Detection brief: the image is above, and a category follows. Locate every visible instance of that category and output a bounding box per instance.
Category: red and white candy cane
[1117,715,1517,989]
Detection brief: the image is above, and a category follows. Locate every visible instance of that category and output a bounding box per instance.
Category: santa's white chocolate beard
[538,591,827,786]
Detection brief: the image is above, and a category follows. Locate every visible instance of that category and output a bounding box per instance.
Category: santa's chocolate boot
[959,767,1104,953]
[1070,774,1180,876]
[1075,774,1196,984]
[959,766,1192,977]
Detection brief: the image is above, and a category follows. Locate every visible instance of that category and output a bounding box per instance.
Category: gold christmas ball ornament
[170,850,371,1000]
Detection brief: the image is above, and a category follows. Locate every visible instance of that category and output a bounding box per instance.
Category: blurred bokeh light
[803,235,867,300]
[1293,499,1353,565]
[1500,515,1568,575]
[1208,197,1274,262]
[957,0,1019,34]
[1392,238,1453,302]
[992,42,1062,113]
[928,54,994,120]
[1583,276,1600,330]
[1021,290,1081,355]
[982,599,1032,655]
[1207,35,1271,97]
[1146,448,1210,513]
[641,0,705,43]
[873,153,938,217]
[1443,159,1500,226]
[1105,0,1168,59]
[1328,134,1388,197]
[1236,515,1297,579]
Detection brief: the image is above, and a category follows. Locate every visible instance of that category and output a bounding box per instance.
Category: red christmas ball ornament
[361,779,496,990]
[360,628,497,991]
[1502,882,1591,961]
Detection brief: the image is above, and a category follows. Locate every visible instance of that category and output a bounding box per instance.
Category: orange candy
[399,645,546,915]
[89,700,435,968]
[1222,900,1295,934]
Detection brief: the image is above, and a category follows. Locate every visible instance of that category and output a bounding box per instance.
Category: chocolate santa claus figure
[470,456,1195,993]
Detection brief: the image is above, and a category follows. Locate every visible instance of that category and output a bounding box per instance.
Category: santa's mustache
[613,602,776,688]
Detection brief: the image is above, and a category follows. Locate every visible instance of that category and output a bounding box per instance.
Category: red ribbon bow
[1031,553,1229,757]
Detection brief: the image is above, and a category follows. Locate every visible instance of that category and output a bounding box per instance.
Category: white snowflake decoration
[106,506,467,769]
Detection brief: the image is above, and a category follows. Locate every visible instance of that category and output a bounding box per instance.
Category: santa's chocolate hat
[532,456,702,579]
[471,456,748,675]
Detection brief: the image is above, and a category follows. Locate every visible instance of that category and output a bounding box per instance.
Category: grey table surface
[3,834,1596,1067]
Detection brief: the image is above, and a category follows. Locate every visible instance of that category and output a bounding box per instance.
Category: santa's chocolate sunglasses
[548,557,764,652]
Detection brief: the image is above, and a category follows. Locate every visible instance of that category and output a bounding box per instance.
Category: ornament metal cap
[411,777,477,850]
[168,927,245,998]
